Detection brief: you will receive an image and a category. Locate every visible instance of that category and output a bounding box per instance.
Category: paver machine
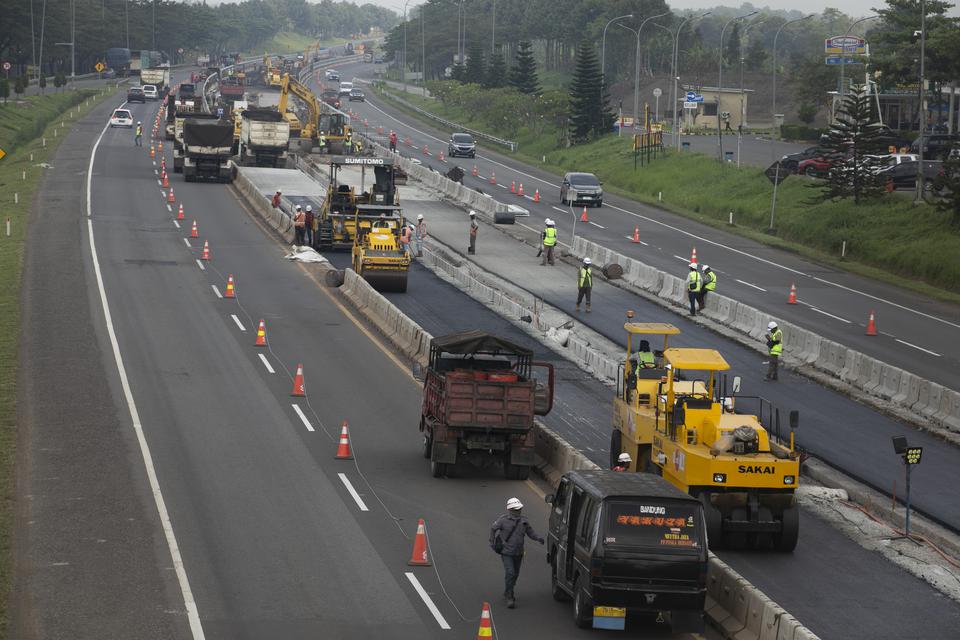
[611,322,801,551]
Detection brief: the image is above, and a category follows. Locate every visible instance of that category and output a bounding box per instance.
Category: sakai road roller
[611,321,801,551]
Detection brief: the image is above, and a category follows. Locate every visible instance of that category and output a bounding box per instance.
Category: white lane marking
[588,221,605,229]
[497,183,507,189]
[477,174,486,180]
[551,206,566,214]
[808,307,851,324]
[368,97,960,332]
[230,314,246,332]
[257,353,275,374]
[157,179,162,186]
[673,255,689,263]
[173,220,180,229]
[160,189,166,198]
[895,338,941,357]
[154,169,158,175]
[166,204,172,212]
[736,279,767,293]
[85,107,206,640]
[211,284,222,299]
[405,572,451,630]
[291,404,315,432]
[337,473,369,511]
[183,238,191,248]
[623,235,649,246]
[195,259,205,271]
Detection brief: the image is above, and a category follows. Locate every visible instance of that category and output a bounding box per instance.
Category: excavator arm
[278,73,320,140]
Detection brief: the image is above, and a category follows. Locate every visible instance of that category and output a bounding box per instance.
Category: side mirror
[545,494,555,504]
[789,410,799,430]
[732,376,742,393]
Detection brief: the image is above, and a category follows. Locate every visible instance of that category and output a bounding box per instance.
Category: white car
[109,108,134,128]
[338,81,353,97]
[142,84,158,100]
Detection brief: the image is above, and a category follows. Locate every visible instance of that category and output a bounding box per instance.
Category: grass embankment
[0,87,118,638]
[377,85,960,301]
[247,31,347,56]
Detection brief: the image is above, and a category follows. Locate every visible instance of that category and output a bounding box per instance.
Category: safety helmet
[689,263,697,269]
[546,218,554,226]
[295,204,302,210]
[583,257,592,265]
[469,210,476,217]
[701,264,710,271]
[306,205,312,212]
[618,452,632,463]
[768,321,778,330]
[507,497,524,511]
[137,121,142,124]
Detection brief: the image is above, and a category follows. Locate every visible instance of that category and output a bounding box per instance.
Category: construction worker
[400,222,412,255]
[135,121,143,146]
[389,130,398,152]
[686,263,702,316]
[489,497,544,609]
[293,205,306,246]
[540,218,557,266]
[612,452,632,471]
[318,132,327,152]
[633,339,656,370]
[272,190,282,208]
[304,205,315,246]
[576,257,593,313]
[699,264,717,310]
[353,138,363,154]
[468,210,478,254]
[765,321,783,381]
[415,214,427,257]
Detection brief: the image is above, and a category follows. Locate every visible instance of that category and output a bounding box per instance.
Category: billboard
[825,36,866,56]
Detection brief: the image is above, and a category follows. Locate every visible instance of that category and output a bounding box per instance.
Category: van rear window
[604,501,700,549]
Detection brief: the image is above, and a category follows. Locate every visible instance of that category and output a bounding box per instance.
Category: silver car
[560,172,603,207]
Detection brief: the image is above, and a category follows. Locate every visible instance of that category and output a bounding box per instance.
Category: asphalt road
[330,62,960,395]
[659,131,810,168]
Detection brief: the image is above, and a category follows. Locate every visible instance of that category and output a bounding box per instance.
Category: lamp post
[421,2,427,96]
[402,0,415,94]
[915,0,927,204]
[601,14,634,91]
[772,14,815,160]
[839,15,879,103]
[491,0,496,53]
[718,10,758,163]
[891,435,923,539]
[653,11,711,152]
[737,19,765,167]
[617,12,670,126]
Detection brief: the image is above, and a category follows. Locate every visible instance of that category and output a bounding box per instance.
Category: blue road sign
[825,56,861,65]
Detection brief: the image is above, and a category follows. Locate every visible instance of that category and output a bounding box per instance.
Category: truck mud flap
[508,446,534,467]
[431,441,457,464]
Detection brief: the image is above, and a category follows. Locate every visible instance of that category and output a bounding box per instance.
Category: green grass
[376,84,960,301]
[0,86,117,639]
[246,31,347,56]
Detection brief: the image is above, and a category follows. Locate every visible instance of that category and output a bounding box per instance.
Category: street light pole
[658,12,711,152]
[422,3,427,97]
[491,0,496,53]
[718,10,758,163]
[772,14,815,160]
[839,15,879,103]
[402,0,414,94]
[915,0,927,203]
[602,14,634,92]
[738,19,765,167]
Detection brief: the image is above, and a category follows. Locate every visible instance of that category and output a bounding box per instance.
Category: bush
[797,103,817,125]
[0,79,8,104]
[781,124,824,141]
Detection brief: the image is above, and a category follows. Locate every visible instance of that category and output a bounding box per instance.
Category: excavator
[611,317,801,552]
[262,54,282,88]
[277,73,352,153]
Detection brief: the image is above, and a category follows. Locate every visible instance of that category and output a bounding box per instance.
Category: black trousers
[688,291,699,315]
[577,286,592,306]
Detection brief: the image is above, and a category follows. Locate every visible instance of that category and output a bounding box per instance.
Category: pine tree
[932,154,960,226]
[813,84,891,204]
[13,76,25,98]
[509,41,540,95]
[38,74,46,95]
[567,41,614,144]
[724,23,741,68]
[451,62,466,83]
[464,42,485,85]
[485,48,507,88]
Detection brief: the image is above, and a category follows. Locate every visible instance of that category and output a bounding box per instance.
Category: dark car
[321,89,340,109]
[348,88,365,102]
[779,146,820,173]
[126,86,146,103]
[878,159,945,191]
[546,470,708,633]
[560,172,603,207]
[910,133,959,160]
[447,132,476,158]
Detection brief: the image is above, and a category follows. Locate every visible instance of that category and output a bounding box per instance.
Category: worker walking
[612,452,632,472]
[686,263,702,316]
[135,121,143,147]
[468,210,478,254]
[389,130,398,152]
[293,204,306,246]
[415,214,427,257]
[540,218,557,266]
[489,497,544,609]
[272,190,282,208]
[576,257,593,313]
[698,264,717,311]
[304,205,315,247]
[765,321,783,381]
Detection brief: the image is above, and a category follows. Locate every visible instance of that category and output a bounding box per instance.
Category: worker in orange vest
[389,130,398,152]
[400,222,412,255]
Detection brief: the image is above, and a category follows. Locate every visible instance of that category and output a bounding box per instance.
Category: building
[676,86,754,132]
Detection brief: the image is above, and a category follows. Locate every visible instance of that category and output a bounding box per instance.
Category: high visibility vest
[704,271,717,291]
[135,125,142,136]
[688,271,702,292]
[635,351,655,368]
[400,226,411,244]
[543,227,557,247]
[294,212,305,228]
[768,329,783,356]
[579,266,593,288]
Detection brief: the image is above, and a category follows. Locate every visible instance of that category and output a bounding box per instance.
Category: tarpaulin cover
[183,119,234,147]
[431,330,532,357]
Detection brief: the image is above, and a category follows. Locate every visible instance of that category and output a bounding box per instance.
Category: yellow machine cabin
[612,338,801,552]
[277,73,352,153]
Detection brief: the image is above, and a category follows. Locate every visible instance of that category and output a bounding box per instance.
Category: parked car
[560,172,603,207]
[780,146,821,174]
[878,160,945,191]
[447,132,476,158]
[126,86,145,103]
[910,133,959,160]
[109,108,134,128]
[348,88,365,102]
[142,84,158,100]
[798,156,832,177]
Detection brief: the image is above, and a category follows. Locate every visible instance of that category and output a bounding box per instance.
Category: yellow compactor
[350,205,411,292]
[612,321,801,551]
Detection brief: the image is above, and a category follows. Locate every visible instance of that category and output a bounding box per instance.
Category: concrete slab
[241,167,327,199]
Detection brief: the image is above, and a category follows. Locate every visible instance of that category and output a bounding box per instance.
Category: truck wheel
[700,493,723,550]
[775,505,799,552]
[573,576,592,629]
[430,460,448,478]
[504,462,530,481]
[751,506,774,550]
[637,444,653,473]
[551,559,569,601]
[421,435,432,459]
[724,507,748,550]
[609,430,622,469]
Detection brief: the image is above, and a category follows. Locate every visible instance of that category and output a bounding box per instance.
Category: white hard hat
[469,210,476,217]
[768,321,778,330]
[583,257,592,265]
[701,264,709,271]
[689,263,697,269]
[618,452,632,463]
[506,497,523,510]
[546,218,554,226]
[295,204,302,210]
[417,214,424,220]
[306,205,312,212]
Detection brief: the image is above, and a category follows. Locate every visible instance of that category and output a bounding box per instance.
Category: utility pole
[915,0,927,204]
[717,11,757,163]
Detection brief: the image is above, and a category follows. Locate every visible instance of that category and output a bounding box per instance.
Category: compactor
[350,204,410,292]
[611,324,801,552]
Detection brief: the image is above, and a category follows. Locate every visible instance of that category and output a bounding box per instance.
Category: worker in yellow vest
[540,219,557,266]
[765,321,783,381]
[698,264,717,311]
[686,263,702,316]
[576,257,593,313]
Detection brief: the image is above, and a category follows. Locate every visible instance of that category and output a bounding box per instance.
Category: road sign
[825,56,861,65]
[94,61,105,72]
[825,36,866,55]
[765,161,788,186]
[653,88,662,97]
[2,62,10,71]
[683,101,699,110]
[0,147,6,161]
[178,48,184,54]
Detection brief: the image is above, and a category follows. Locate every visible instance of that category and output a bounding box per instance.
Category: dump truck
[611,335,801,552]
[140,67,170,93]
[219,76,245,103]
[421,331,555,479]
[238,109,290,167]
[182,119,235,183]
[350,204,411,292]
[173,112,216,173]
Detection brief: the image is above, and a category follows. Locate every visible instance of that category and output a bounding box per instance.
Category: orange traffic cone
[200,240,210,261]
[533,188,540,203]
[405,136,412,146]
[190,220,198,238]
[167,188,175,204]
[489,171,496,185]
[335,421,353,459]
[224,274,235,298]
[690,247,698,264]
[422,144,429,155]
[632,226,640,243]
[472,164,479,177]
[255,320,267,346]
[291,363,305,396]
[408,518,431,566]
[580,207,588,222]
[149,145,155,158]
[177,203,185,220]
[158,141,163,152]
[866,311,878,336]
[510,180,516,194]
[439,150,445,161]
[377,125,383,134]
[476,602,493,639]
[787,283,797,304]
[160,157,166,170]
[162,173,169,188]
[518,183,524,197]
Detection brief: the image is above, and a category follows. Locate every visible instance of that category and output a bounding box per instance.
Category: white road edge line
[86,102,206,639]
[195,259,205,271]
[808,307,851,324]
[735,279,767,293]
[895,338,941,357]
[291,404,315,432]
[230,314,245,332]
[211,285,222,299]
[405,572,451,630]
[337,473,369,511]
[257,353,275,374]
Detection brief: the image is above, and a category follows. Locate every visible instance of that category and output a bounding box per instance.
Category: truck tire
[430,460,447,478]
[700,493,723,550]
[775,504,799,552]
[609,430,622,470]
[504,462,530,481]
[422,435,432,459]
[573,576,592,629]
[551,559,570,601]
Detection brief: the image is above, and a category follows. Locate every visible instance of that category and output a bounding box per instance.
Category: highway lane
[81,94,710,638]
[325,62,960,394]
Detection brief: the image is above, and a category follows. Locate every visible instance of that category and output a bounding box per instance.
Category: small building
[677,86,754,132]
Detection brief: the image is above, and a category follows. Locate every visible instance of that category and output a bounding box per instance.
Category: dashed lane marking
[230,314,245,331]
[808,307,851,324]
[735,279,767,293]
[257,353,275,374]
[895,339,941,357]
[405,572,451,630]
[338,473,369,512]
[195,259,205,271]
[292,404,315,432]
[211,284,222,299]
[588,221,605,229]
[183,238,191,248]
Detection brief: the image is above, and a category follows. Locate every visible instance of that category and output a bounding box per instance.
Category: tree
[797,103,817,125]
[485,48,507,89]
[509,41,540,95]
[932,155,960,226]
[723,23,741,68]
[13,75,25,99]
[38,74,46,94]
[567,41,613,144]
[463,41,485,85]
[54,72,66,92]
[451,62,466,83]
[812,84,891,204]
[0,78,8,104]
[745,36,767,71]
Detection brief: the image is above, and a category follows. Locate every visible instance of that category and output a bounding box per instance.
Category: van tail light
[590,558,604,578]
